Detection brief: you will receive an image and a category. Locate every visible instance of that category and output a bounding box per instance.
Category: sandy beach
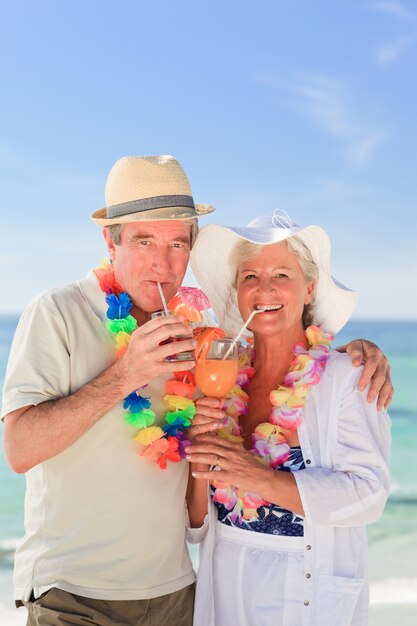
[1,533,416,625]
[367,530,417,625]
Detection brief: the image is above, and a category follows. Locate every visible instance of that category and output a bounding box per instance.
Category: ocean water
[1,315,416,623]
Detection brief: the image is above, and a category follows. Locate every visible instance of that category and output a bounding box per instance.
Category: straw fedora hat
[91,155,215,226]
[190,212,358,336]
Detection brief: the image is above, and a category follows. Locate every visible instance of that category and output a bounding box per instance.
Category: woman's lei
[211,325,333,522]
[95,260,207,470]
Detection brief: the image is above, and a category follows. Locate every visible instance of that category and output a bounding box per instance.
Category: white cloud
[375,34,415,64]
[369,1,413,20]
[259,72,386,168]
[368,2,417,65]
[293,75,350,137]
[347,132,386,167]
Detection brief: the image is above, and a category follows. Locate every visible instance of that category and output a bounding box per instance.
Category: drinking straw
[157,282,169,313]
[222,309,264,360]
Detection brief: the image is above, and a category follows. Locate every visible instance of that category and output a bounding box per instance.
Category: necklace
[95,260,198,469]
[211,325,333,522]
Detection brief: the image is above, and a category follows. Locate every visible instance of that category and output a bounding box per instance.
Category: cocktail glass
[195,338,238,398]
[151,310,194,361]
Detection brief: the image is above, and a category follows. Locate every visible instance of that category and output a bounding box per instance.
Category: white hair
[228,237,318,328]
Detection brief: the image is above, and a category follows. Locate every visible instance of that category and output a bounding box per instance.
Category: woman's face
[236,242,315,336]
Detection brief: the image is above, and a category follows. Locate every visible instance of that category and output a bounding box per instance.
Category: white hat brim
[190,222,358,336]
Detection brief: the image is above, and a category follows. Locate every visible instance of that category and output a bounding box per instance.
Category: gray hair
[106,220,198,247]
[228,237,319,329]
[107,224,123,244]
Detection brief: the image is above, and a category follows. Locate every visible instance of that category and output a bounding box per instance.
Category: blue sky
[1,0,416,318]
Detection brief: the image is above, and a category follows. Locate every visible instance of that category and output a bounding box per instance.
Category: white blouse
[187,351,391,626]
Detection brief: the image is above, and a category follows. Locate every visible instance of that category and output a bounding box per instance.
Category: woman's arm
[294,368,391,527]
[185,397,226,528]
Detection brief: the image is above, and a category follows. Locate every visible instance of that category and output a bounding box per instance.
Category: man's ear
[103,227,116,262]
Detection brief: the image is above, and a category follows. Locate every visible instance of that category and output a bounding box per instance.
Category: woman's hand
[185,436,305,515]
[337,339,393,410]
[186,398,227,527]
[188,397,226,443]
[185,435,270,494]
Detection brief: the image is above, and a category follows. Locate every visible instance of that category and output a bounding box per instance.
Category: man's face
[104,220,192,316]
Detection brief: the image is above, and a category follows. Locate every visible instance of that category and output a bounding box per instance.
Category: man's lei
[95,260,208,470]
[211,325,333,522]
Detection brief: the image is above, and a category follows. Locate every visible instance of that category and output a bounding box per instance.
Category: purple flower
[177,431,191,459]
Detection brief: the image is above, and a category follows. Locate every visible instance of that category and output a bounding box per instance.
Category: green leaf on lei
[106,315,137,335]
[166,404,196,425]
[124,408,156,429]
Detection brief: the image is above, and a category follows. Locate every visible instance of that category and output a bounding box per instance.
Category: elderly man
[2,155,392,626]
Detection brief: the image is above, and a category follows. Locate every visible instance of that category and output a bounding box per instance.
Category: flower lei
[95,260,202,470]
[211,325,333,522]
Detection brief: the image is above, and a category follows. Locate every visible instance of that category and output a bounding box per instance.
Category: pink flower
[236,367,256,387]
[212,485,237,510]
[269,442,291,468]
[253,438,271,459]
[270,406,303,429]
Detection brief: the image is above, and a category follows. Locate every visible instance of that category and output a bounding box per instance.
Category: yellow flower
[287,385,308,408]
[114,331,132,350]
[164,395,194,410]
[230,385,249,401]
[135,426,164,445]
[218,428,244,443]
[270,385,291,406]
[239,351,252,368]
[242,508,258,521]
[254,422,276,438]
[254,422,286,443]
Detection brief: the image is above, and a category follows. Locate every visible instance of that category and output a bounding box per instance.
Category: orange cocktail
[195,358,239,398]
[195,338,238,398]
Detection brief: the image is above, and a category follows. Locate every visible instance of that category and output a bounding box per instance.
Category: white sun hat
[190,211,358,336]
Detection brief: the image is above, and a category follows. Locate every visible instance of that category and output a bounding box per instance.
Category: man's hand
[116,315,196,394]
[337,339,393,410]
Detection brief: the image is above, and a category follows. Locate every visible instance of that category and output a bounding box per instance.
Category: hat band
[106,194,195,218]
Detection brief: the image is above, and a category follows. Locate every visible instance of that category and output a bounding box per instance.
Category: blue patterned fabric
[212,447,305,536]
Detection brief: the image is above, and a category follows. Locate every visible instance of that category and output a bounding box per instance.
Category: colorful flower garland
[95,260,205,469]
[211,325,333,522]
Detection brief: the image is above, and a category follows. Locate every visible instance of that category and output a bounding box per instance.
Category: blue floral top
[212,447,305,536]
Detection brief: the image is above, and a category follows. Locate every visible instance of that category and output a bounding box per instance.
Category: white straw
[222,309,262,359]
[157,282,169,313]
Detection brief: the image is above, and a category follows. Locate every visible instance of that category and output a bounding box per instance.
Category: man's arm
[3,316,196,473]
[337,339,393,410]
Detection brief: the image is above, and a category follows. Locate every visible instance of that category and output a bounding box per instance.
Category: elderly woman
[185,214,391,626]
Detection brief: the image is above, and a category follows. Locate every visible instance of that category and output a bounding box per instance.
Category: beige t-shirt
[1,272,195,601]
